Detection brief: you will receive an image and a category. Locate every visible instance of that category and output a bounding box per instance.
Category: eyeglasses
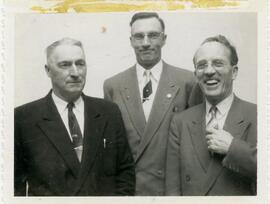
[195,60,228,72]
[132,32,164,41]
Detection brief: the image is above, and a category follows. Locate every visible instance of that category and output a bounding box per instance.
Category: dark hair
[130,12,165,31]
[196,35,238,66]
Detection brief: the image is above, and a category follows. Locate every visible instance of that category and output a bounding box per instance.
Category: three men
[166,35,257,195]
[15,38,135,196]
[103,12,199,195]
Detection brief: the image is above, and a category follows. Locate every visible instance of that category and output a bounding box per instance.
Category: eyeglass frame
[194,59,236,73]
[131,32,164,42]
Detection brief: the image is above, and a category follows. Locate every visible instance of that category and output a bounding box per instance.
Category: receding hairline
[46,38,84,63]
[193,35,238,67]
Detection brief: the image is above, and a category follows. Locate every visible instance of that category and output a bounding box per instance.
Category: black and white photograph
[1,2,269,204]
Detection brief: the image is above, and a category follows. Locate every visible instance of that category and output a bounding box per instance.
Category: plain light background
[15,12,257,107]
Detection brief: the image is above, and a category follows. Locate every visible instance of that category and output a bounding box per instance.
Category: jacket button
[157,170,163,176]
[173,106,179,112]
[186,175,191,182]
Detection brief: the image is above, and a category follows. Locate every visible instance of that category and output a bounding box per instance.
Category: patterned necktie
[207,106,219,130]
[67,102,83,162]
[142,70,152,103]
[207,106,218,157]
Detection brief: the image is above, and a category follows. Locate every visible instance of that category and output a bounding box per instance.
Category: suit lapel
[120,66,146,137]
[135,63,180,162]
[203,96,251,195]
[37,93,80,178]
[188,104,211,173]
[75,95,106,193]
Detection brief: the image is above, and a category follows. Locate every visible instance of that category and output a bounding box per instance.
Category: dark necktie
[142,70,152,103]
[67,102,83,162]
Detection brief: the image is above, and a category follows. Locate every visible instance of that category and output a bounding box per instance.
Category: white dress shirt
[52,92,85,141]
[205,93,234,129]
[136,60,163,121]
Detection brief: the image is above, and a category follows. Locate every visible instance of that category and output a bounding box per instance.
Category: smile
[204,79,219,86]
[140,50,153,54]
[67,81,82,84]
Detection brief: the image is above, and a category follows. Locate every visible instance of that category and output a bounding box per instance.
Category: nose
[204,63,216,76]
[142,35,151,47]
[70,63,79,77]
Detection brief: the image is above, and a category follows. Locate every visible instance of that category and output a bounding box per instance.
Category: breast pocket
[102,138,117,176]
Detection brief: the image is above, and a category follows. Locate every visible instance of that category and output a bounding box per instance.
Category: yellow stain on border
[31,0,241,13]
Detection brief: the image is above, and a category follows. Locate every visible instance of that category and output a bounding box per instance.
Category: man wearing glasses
[103,12,200,196]
[165,35,257,195]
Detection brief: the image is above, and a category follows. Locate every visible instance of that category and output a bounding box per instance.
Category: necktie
[207,106,219,130]
[207,106,218,157]
[67,102,83,162]
[142,70,152,103]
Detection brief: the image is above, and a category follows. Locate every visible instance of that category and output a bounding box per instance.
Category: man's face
[46,44,87,102]
[130,17,166,69]
[194,42,238,104]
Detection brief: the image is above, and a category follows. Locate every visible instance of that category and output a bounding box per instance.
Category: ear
[45,64,51,78]
[161,34,167,47]
[130,36,135,48]
[232,65,238,80]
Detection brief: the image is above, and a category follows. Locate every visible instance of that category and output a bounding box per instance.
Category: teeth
[205,80,218,85]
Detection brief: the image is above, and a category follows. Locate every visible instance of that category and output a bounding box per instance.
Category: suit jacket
[15,91,135,196]
[103,61,199,195]
[165,96,257,196]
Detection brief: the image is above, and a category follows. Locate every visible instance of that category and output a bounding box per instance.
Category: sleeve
[165,116,181,195]
[14,110,27,196]
[222,122,257,180]
[113,105,135,195]
[103,79,113,101]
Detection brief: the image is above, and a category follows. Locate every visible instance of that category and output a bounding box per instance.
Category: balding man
[166,35,257,195]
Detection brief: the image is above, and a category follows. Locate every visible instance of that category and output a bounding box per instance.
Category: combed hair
[130,12,165,31]
[46,38,84,63]
[194,35,238,66]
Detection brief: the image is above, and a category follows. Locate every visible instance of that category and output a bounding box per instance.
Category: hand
[205,127,233,155]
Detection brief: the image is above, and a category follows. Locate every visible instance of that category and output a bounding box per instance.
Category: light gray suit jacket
[103,61,200,195]
[166,96,257,195]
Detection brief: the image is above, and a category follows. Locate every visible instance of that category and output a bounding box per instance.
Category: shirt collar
[52,91,84,114]
[136,60,163,82]
[205,93,234,117]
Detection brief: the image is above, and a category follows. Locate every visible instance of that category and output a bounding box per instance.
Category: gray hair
[46,38,84,63]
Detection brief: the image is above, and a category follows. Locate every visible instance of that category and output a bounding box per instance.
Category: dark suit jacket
[15,92,135,196]
[166,96,257,195]
[103,61,200,195]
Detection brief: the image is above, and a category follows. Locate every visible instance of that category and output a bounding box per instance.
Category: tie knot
[67,102,75,110]
[209,106,218,116]
[144,70,151,78]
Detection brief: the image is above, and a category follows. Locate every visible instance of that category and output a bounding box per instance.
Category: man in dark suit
[15,38,135,196]
[103,12,200,196]
[166,35,257,195]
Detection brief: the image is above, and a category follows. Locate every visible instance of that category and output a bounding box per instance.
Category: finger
[208,144,214,151]
[205,127,215,134]
[208,144,217,152]
[205,134,212,140]
[209,128,219,134]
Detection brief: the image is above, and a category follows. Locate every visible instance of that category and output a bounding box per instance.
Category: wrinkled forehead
[48,44,85,63]
[131,17,163,34]
[194,41,231,63]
